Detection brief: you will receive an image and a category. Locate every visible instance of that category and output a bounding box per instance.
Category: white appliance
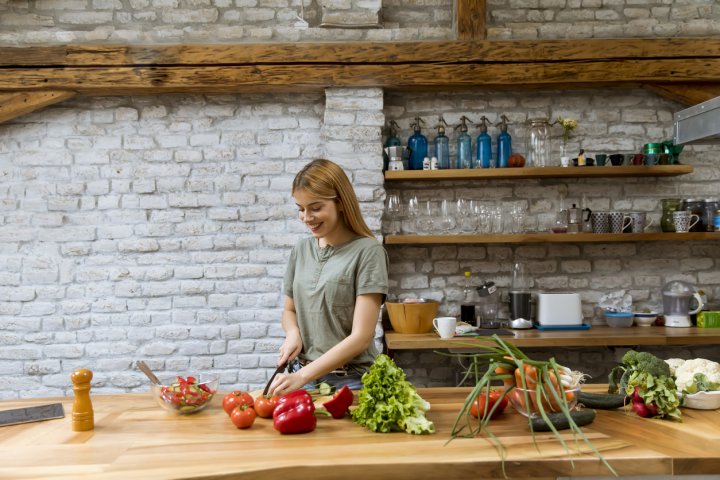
[537,293,583,326]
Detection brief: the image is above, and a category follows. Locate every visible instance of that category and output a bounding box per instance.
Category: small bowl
[508,386,580,418]
[633,312,658,327]
[151,374,219,414]
[682,391,720,410]
[604,311,634,328]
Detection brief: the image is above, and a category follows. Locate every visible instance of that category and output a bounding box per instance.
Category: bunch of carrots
[497,361,579,414]
[446,335,612,476]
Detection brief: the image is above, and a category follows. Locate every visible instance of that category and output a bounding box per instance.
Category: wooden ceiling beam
[645,83,720,106]
[0,59,717,95]
[1,38,720,66]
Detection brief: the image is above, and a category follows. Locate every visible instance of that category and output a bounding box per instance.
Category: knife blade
[262,360,289,397]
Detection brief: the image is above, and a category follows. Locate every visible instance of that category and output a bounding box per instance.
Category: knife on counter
[262,361,289,397]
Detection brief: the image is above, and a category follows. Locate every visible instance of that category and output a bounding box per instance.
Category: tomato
[254,395,280,418]
[230,405,257,429]
[469,389,508,419]
[222,390,254,415]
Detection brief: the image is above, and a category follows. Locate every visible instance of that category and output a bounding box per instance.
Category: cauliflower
[664,358,685,375]
[673,358,720,393]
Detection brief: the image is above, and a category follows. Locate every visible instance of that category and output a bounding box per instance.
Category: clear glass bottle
[455,115,474,169]
[527,118,552,168]
[433,116,450,169]
[407,116,428,171]
[460,271,477,326]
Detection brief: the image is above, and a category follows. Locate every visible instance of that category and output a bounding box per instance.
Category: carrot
[495,365,516,389]
[523,364,538,388]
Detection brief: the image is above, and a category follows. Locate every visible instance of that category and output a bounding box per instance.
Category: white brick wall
[0,89,385,398]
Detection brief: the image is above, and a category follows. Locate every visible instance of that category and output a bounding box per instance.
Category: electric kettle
[662,280,704,328]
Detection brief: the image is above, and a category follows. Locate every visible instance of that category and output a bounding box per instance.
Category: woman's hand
[278,328,302,367]
[268,371,308,397]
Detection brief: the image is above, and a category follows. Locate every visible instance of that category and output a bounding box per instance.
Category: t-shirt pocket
[324,275,355,307]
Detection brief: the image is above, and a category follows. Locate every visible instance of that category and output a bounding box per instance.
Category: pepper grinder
[71,368,94,431]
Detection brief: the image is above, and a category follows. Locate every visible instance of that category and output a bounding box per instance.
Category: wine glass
[385,193,402,235]
[404,195,419,233]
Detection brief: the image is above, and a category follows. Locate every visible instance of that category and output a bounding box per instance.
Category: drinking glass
[457,198,477,233]
[438,199,456,233]
[416,200,436,233]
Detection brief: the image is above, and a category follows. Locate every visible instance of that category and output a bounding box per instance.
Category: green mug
[595,154,607,166]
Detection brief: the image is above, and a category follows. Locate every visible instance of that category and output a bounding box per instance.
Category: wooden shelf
[384,231,720,245]
[385,326,720,350]
[384,165,693,181]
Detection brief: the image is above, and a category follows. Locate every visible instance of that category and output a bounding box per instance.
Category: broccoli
[608,349,681,420]
[621,350,671,378]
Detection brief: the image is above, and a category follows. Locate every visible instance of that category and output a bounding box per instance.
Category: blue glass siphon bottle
[476,115,493,168]
[407,116,428,171]
[496,114,512,168]
[433,116,450,169]
[455,115,474,169]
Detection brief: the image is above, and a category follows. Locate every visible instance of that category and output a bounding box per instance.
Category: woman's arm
[277,296,303,366]
[269,292,382,395]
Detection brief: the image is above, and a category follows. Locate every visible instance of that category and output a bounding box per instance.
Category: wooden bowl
[386,301,439,334]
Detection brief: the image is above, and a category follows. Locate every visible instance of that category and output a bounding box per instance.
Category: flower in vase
[556,116,578,144]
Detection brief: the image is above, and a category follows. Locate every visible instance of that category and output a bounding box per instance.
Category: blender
[662,280,705,328]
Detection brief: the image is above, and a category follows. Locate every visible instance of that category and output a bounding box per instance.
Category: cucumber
[530,409,596,432]
[578,392,627,409]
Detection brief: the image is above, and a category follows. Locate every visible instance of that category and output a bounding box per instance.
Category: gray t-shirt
[283,235,389,370]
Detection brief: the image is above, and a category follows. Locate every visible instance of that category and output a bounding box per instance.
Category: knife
[262,360,289,397]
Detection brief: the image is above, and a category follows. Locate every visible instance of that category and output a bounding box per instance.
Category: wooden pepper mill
[71,368,94,431]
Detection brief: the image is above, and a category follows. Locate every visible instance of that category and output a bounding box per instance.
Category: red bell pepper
[273,389,317,434]
[322,385,354,419]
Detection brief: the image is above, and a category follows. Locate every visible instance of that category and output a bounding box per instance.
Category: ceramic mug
[628,211,654,233]
[591,211,610,233]
[595,154,607,166]
[433,316,457,339]
[644,154,659,165]
[608,211,632,233]
[609,154,624,166]
[673,211,700,233]
[631,153,644,166]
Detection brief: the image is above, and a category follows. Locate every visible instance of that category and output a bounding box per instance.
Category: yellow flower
[556,116,578,143]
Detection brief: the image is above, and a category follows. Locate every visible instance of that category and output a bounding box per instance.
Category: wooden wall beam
[457,0,486,41]
[0,59,717,95]
[0,91,76,123]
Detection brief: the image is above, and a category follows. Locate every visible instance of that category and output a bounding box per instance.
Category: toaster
[536,293,583,326]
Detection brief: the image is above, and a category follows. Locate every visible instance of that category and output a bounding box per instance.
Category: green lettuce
[351,354,435,435]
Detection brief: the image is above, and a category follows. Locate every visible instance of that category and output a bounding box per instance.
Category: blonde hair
[292,159,374,238]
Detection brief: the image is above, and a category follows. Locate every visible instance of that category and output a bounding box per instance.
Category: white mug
[432,316,457,339]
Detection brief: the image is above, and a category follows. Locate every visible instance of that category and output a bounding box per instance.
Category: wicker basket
[386,301,439,334]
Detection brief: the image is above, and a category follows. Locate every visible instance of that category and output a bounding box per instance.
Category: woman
[268,159,389,396]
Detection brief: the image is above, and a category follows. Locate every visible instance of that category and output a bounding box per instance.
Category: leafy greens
[351,354,435,435]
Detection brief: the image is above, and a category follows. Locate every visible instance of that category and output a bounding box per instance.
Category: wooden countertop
[1,386,719,479]
[385,326,720,350]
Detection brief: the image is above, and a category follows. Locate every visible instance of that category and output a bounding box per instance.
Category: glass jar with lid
[702,198,719,231]
[660,198,681,232]
[527,118,552,168]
